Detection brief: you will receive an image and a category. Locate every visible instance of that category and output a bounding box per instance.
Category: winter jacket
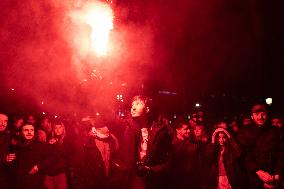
[15,140,51,189]
[0,132,12,189]
[119,117,172,189]
[170,137,199,189]
[208,139,248,189]
[238,123,284,188]
[69,134,119,189]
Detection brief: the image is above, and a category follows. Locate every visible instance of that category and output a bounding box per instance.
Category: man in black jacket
[69,117,120,189]
[15,124,51,189]
[238,104,284,189]
[119,95,172,189]
[170,119,200,189]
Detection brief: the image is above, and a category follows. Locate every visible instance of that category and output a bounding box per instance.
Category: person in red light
[44,120,68,189]
[193,124,208,143]
[176,121,190,140]
[26,115,37,126]
[238,104,284,189]
[68,115,121,189]
[0,113,14,189]
[271,115,283,129]
[0,114,9,133]
[10,116,25,146]
[189,110,204,129]
[270,115,284,142]
[119,95,172,189]
[14,124,51,189]
[170,119,199,189]
[228,119,240,139]
[191,123,211,189]
[209,128,247,189]
[11,116,24,134]
[38,116,52,142]
[240,112,252,127]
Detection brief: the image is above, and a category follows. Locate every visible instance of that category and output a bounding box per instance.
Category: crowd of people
[0,95,283,189]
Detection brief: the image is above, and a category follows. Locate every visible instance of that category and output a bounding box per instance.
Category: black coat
[0,132,12,189]
[69,134,119,189]
[208,140,248,189]
[119,118,173,189]
[170,137,199,189]
[44,140,69,176]
[238,123,284,189]
[15,140,51,189]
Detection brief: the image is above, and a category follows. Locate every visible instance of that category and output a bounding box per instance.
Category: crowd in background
[0,95,283,189]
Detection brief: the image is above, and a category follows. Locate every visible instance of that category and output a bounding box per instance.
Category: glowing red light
[70,1,114,57]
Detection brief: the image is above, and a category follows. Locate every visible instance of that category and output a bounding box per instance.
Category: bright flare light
[84,2,114,56]
[70,2,114,57]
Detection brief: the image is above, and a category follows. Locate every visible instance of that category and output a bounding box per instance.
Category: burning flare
[70,1,114,57]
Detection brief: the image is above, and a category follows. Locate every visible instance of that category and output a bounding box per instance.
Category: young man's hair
[132,95,152,107]
[0,113,8,120]
[20,124,35,132]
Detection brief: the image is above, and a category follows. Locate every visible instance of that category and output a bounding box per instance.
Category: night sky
[0,0,283,116]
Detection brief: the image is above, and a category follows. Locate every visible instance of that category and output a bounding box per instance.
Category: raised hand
[256,170,273,183]
[29,165,39,175]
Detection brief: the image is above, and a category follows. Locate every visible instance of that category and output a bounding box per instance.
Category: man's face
[41,118,52,133]
[176,124,190,139]
[54,124,64,136]
[218,133,227,146]
[22,124,35,141]
[27,115,36,125]
[131,99,147,117]
[194,126,203,137]
[0,114,8,132]
[252,112,267,126]
[15,119,24,128]
[37,130,47,143]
